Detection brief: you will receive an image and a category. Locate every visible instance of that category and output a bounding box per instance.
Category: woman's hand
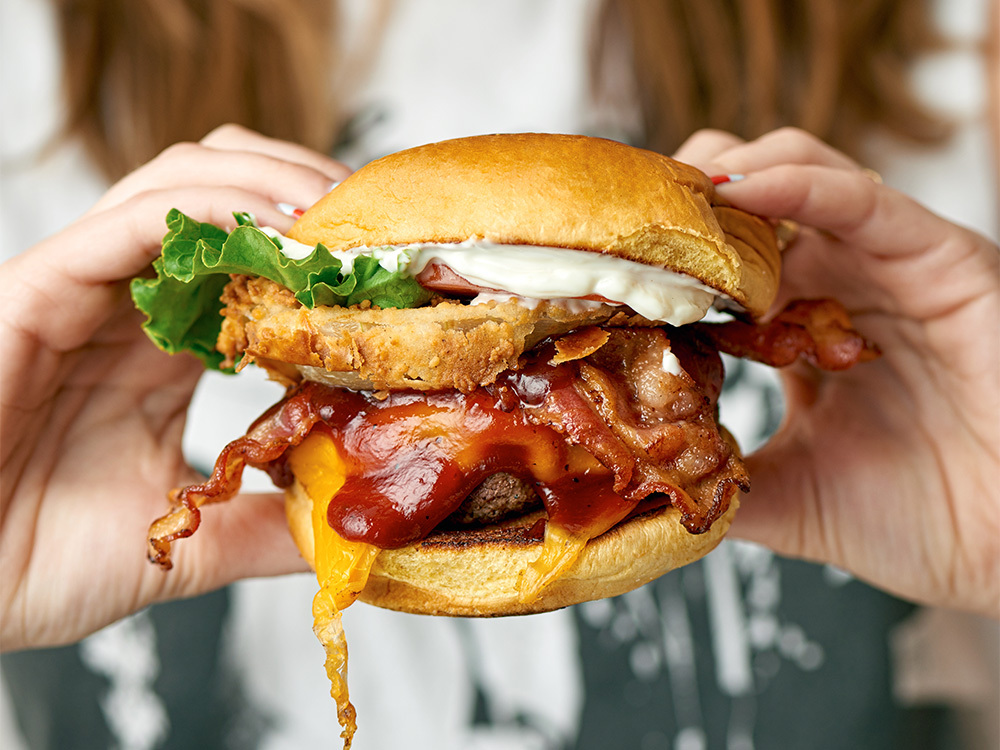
[0,125,351,650]
[676,127,1000,616]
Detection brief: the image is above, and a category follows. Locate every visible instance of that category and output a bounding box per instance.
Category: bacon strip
[694,299,880,371]
[147,393,322,568]
[148,327,750,567]
[545,328,747,533]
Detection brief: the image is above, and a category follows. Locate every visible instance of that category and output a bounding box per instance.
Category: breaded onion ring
[218,275,640,391]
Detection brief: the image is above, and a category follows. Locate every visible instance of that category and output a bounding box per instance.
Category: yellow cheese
[517,522,589,604]
[287,432,379,749]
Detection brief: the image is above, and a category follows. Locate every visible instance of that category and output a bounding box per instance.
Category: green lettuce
[130,209,432,371]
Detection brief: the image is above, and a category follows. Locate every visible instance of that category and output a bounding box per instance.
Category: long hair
[55,0,341,179]
[591,0,953,158]
[55,0,951,180]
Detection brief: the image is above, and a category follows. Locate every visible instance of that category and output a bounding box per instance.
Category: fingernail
[277,202,305,218]
[711,174,746,186]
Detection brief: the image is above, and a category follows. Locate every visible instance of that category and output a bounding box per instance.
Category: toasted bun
[288,133,779,316]
[284,480,738,617]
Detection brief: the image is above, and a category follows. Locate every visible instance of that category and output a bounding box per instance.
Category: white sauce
[264,229,721,326]
[260,227,311,259]
[661,349,683,376]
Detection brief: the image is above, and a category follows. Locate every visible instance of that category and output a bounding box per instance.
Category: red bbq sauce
[274,365,638,548]
[243,327,740,550]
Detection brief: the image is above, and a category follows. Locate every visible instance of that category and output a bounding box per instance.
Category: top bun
[289,133,780,316]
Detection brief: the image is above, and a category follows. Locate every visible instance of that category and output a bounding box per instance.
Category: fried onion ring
[218,276,638,391]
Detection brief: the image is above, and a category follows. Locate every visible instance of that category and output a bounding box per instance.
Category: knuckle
[156,140,202,163]
[201,122,252,145]
[695,127,738,140]
[770,125,814,141]
[122,187,162,212]
[684,127,739,147]
[766,126,822,153]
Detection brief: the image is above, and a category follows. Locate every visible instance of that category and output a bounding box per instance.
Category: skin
[0,125,348,649]
[0,126,996,651]
[676,127,1000,617]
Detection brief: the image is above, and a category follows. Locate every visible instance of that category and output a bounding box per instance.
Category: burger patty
[445,472,542,527]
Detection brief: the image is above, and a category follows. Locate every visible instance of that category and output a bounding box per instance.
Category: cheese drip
[517,524,590,604]
[287,432,379,750]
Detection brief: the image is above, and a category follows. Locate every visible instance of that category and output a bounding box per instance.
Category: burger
[134,133,875,746]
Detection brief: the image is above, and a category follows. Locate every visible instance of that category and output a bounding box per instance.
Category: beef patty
[446,472,542,527]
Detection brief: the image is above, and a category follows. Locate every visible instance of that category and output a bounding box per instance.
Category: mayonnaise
[263,229,722,326]
[661,349,683,376]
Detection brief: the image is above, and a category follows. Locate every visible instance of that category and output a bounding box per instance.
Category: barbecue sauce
[277,358,639,549]
[278,380,635,549]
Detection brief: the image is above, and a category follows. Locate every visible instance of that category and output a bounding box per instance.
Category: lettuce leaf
[130,209,431,371]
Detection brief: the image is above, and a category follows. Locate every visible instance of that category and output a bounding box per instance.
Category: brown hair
[55,0,951,180]
[592,0,953,158]
[55,0,341,180]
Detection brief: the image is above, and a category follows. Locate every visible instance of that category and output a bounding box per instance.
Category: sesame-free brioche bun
[288,133,780,317]
[284,479,739,617]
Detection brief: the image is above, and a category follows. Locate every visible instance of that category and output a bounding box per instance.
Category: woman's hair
[55,0,341,179]
[592,0,952,158]
[55,0,950,180]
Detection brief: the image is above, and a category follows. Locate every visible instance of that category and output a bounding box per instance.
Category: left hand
[675,127,1000,617]
[0,125,351,649]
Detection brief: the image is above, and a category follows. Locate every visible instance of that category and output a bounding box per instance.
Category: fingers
[3,124,351,362]
[727,438,813,560]
[101,146,335,215]
[91,124,350,216]
[200,123,352,182]
[2,185,295,351]
[714,163,982,260]
[702,126,861,177]
[673,129,745,164]
[693,127,998,318]
[674,128,862,206]
[28,185,292,285]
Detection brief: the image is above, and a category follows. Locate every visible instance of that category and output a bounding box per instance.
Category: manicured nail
[711,174,745,186]
[277,202,305,218]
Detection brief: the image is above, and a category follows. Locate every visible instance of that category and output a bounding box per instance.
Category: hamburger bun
[284,477,740,616]
[288,133,780,316]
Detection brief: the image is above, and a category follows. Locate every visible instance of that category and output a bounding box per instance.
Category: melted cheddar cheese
[286,427,621,745]
[517,523,590,604]
[287,432,379,749]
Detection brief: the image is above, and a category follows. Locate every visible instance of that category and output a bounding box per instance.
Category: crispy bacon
[549,328,746,533]
[148,327,749,567]
[695,299,880,371]
[148,301,879,567]
[147,392,323,568]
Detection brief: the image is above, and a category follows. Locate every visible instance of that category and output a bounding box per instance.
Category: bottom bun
[285,481,738,616]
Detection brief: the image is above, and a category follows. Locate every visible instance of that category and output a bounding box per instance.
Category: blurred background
[2,0,997,748]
